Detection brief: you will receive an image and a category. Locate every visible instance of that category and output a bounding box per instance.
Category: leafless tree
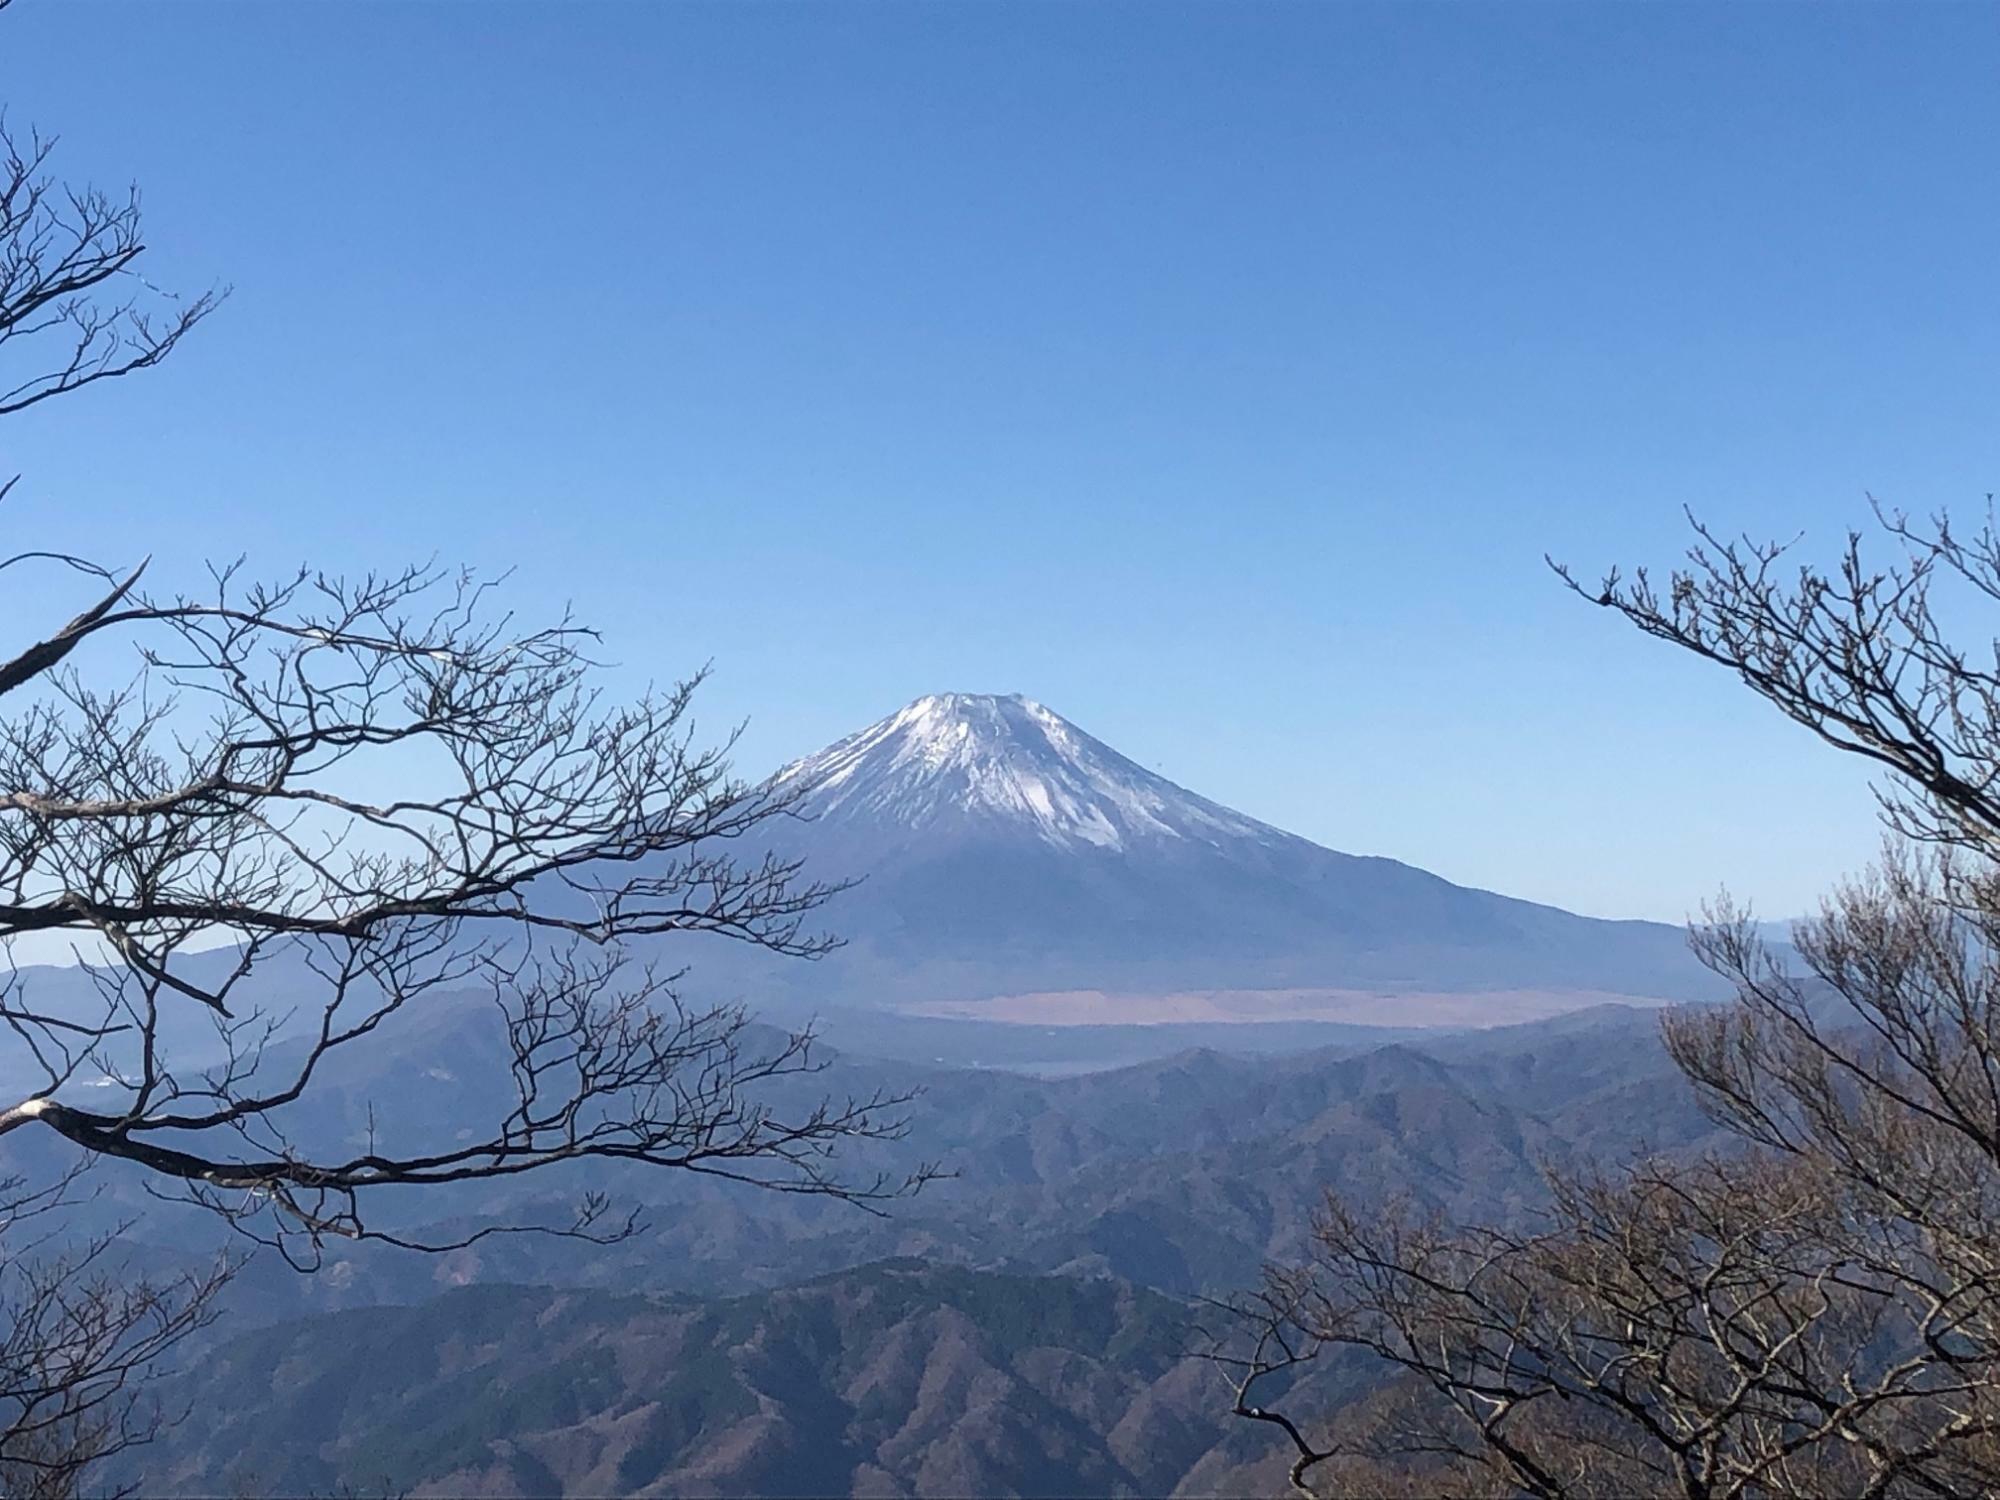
[1212,504,2000,1497]
[0,57,242,1489]
[0,29,927,1490]
[0,1163,233,1500]
[0,560,937,1258]
[0,112,220,423]
[0,17,928,1267]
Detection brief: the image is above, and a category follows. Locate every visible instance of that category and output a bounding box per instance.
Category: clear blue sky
[4,0,1992,923]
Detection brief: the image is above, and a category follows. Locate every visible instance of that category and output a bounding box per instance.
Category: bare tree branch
[0,560,938,1260]
[1217,506,2000,1497]
[0,117,222,418]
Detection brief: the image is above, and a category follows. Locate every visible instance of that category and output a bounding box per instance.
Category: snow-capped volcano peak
[773,693,1282,851]
[749,693,1720,1008]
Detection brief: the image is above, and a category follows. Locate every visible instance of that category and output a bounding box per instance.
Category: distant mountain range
[87,1000,1716,1320]
[102,1002,1727,1496]
[722,692,1722,1024]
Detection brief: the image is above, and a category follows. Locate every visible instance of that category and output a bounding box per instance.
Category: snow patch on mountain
[772,693,1287,852]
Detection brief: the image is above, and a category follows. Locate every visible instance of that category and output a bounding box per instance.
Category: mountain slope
[737,693,1717,1013]
[112,1262,1299,1499]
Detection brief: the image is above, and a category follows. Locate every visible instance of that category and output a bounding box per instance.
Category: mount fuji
[773,692,1286,853]
[723,693,1719,1026]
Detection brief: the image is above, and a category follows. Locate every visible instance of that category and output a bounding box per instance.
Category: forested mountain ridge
[86,1004,1733,1495]
[112,1262,1300,1498]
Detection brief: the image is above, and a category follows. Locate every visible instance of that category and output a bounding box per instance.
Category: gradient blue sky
[4,1,1992,923]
